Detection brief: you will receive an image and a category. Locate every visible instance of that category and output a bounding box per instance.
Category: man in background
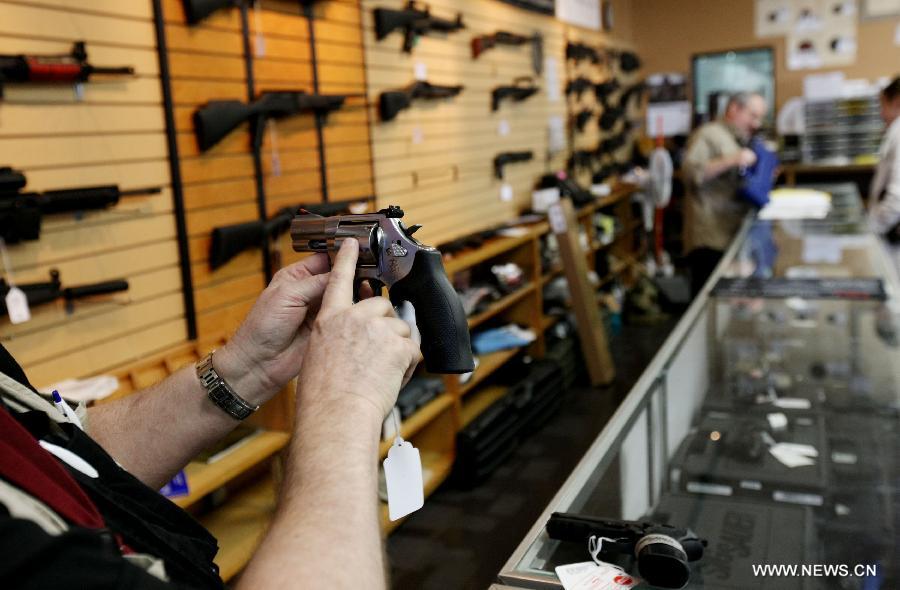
[866,77,900,254]
[683,91,768,294]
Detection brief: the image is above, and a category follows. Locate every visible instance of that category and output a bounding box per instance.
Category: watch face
[603,1,614,31]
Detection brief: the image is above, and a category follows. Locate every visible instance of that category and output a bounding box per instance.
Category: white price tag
[383,438,424,521]
[414,61,428,81]
[411,126,424,144]
[497,119,511,136]
[548,202,568,234]
[500,183,514,202]
[556,562,640,590]
[253,1,266,57]
[548,115,566,153]
[5,287,31,324]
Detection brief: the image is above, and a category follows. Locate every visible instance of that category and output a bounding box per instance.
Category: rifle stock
[378,81,462,121]
[182,0,234,24]
[193,91,346,152]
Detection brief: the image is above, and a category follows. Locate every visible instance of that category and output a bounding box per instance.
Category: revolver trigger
[405,224,422,236]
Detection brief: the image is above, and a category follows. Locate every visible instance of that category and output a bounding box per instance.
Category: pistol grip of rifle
[387,249,474,374]
[402,29,416,52]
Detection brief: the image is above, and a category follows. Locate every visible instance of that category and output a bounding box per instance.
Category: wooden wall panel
[0,2,188,387]
[161,0,374,338]
[361,0,637,247]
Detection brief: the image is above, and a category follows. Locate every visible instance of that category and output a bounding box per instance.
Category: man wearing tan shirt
[683,91,768,294]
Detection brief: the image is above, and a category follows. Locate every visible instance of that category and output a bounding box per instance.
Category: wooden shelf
[459,347,522,396]
[460,384,509,429]
[379,394,454,459]
[174,430,290,509]
[467,283,536,330]
[442,232,535,276]
[200,476,277,582]
[541,315,560,331]
[381,450,454,534]
[541,264,562,286]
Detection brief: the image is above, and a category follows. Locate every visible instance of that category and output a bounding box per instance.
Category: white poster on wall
[646,101,692,137]
[555,0,601,30]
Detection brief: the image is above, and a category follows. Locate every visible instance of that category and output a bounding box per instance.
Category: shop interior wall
[0,1,187,387]
[630,0,900,110]
[360,0,637,247]
[161,0,374,341]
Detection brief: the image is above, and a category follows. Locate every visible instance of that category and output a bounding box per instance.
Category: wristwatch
[196,351,259,420]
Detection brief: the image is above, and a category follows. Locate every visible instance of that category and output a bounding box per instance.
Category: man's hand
[296,239,422,417]
[216,252,332,406]
[735,148,757,169]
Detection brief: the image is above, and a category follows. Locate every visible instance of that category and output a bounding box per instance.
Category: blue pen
[51,390,84,431]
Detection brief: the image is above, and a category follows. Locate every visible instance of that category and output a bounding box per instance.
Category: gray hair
[727,91,765,110]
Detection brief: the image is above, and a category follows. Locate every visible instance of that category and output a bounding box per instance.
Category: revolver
[291,205,475,374]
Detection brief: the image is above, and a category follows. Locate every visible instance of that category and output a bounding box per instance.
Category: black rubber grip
[388,249,474,374]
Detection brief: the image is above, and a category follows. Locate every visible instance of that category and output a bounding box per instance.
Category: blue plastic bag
[738,138,779,208]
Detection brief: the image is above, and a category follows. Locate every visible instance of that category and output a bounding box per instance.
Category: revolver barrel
[290,215,380,266]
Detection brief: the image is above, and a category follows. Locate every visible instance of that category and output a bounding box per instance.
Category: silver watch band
[196,351,259,421]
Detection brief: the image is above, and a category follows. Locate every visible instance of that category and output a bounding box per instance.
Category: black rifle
[594,78,620,102]
[0,41,133,98]
[193,90,345,152]
[493,151,533,180]
[209,199,368,269]
[599,104,624,131]
[373,1,464,53]
[491,76,539,112]
[471,31,543,74]
[0,167,160,244]
[573,109,593,132]
[0,269,128,317]
[182,0,324,26]
[606,49,642,72]
[565,41,599,64]
[568,150,595,172]
[565,77,593,98]
[378,80,463,121]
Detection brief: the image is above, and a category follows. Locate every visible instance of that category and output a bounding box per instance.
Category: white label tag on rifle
[500,183,514,202]
[253,1,266,56]
[383,438,424,521]
[497,119,511,136]
[411,126,424,145]
[5,287,31,324]
[414,62,427,81]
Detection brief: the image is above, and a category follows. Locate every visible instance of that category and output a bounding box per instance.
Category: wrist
[214,345,277,407]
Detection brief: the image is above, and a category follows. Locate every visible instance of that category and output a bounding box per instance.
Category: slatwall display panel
[0,1,188,387]
[566,27,643,189]
[161,0,265,340]
[258,0,375,270]
[361,0,566,247]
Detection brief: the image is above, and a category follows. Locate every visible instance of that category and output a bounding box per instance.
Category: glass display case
[499,184,900,590]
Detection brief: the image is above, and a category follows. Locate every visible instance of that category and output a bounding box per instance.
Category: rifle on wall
[209,199,369,269]
[0,269,129,318]
[0,41,133,98]
[491,76,540,112]
[493,151,533,180]
[0,167,160,244]
[565,41,600,64]
[373,1,464,53]
[193,90,346,152]
[378,81,463,121]
[472,31,543,74]
[181,0,324,26]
